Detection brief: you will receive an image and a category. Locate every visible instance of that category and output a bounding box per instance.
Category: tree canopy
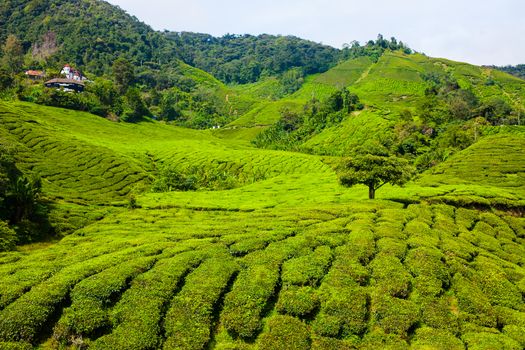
[339,146,415,199]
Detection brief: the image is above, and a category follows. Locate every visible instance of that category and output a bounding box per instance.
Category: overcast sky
[106,0,524,66]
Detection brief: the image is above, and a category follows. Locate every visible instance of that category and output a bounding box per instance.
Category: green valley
[0,1,524,349]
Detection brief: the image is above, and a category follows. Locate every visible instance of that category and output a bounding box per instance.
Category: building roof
[44,78,85,86]
[25,70,45,76]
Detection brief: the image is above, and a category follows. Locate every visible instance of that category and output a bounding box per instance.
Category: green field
[0,98,524,350]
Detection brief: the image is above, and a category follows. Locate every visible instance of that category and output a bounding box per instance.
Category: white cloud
[107,0,525,65]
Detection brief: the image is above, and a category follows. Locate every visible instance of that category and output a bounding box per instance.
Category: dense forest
[0,0,177,74]
[166,32,340,84]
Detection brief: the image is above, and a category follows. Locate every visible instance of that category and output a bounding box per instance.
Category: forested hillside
[166,32,340,84]
[0,0,177,75]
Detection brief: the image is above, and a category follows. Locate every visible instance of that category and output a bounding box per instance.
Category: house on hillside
[44,78,85,92]
[60,64,87,81]
[44,64,88,92]
[25,70,46,80]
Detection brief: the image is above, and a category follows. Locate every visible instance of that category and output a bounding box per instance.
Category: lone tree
[339,146,415,199]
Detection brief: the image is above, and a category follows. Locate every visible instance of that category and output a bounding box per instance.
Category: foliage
[121,87,151,122]
[1,34,23,73]
[0,12,524,350]
[163,257,238,349]
[276,286,319,317]
[166,32,340,84]
[339,145,415,199]
[151,163,242,192]
[0,141,48,246]
[257,315,311,350]
[493,64,525,80]
[112,58,135,94]
[0,0,177,76]
[341,34,412,62]
[253,88,363,150]
[0,220,17,252]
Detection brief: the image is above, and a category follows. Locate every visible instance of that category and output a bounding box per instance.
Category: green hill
[0,1,525,349]
[0,99,525,349]
[0,0,175,75]
[165,32,341,84]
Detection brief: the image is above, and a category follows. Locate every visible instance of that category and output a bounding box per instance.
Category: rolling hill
[0,1,524,349]
[0,98,524,349]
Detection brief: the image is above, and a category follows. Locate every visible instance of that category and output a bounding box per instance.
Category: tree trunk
[368,186,375,199]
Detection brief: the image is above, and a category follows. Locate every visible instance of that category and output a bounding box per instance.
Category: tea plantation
[0,98,524,350]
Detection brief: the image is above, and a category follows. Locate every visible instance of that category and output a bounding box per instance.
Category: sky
[106,0,524,66]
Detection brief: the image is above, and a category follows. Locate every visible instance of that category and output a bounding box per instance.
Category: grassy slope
[221,51,525,152]
[0,101,524,349]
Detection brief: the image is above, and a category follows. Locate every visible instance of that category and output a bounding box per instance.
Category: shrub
[344,230,376,264]
[91,252,203,350]
[370,255,412,298]
[440,236,477,262]
[494,306,525,328]
[0,342,32,350]
[462,332,521,350]
[311,313,342,338]
[410,327,464,350]
[163,257,239,349]
[371,294,419,337]
[151,165,198,192]
[452,273,496,327]
[472,258,522,309]
[360,328,408,350]
[0,220,17,252]
[151,164,240,192]
[53,256,157,344]
[315,287,368,337]
[420,296,460,334]
[0,245,160,343]
[310,335,359,350]
[404,247,449,297]
[281,245,332,286]
[503,325,525,348]
[222,236,312,339]
[376,237,407,259]
[276,286,319,317]
[405,220,439,248]
[518,278,525,296]
[455,208,479,230]
[326,247,370,287]
[257,315,310,350]
[222,263,280,339]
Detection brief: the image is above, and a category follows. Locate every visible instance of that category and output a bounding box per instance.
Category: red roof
[25,70,45,76]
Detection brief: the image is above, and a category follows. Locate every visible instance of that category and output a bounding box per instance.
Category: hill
[0,1,525,349]
[0,0,177,75]
[0,101,524,350]
[493,65,525,80]
[165,32,341,84]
